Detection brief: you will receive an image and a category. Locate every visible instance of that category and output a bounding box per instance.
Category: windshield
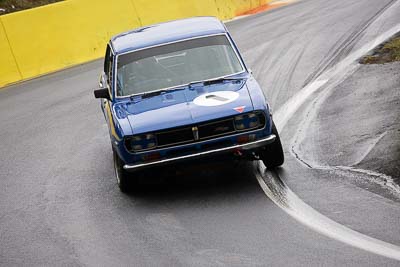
[115,35,244,97]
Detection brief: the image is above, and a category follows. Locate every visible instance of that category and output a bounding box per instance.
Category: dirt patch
[0,0,62,15]
[360,33,400,64]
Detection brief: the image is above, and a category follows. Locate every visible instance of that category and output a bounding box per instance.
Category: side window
[104,45,111,73]
[104,45,113,86]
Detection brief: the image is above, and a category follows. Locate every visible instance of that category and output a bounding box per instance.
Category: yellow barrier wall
[133,0,221,26]
[1,0,140,81]
[0,19,22,86]
[0,0,271,88]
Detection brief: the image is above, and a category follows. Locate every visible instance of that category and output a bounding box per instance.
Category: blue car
[94,17,284,192]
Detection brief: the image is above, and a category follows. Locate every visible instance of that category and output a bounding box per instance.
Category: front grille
[198,119,235,139]
[156,127,194,147]
[126,112,266,152]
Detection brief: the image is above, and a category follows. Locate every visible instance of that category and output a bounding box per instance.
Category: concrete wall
[0,0,270,87]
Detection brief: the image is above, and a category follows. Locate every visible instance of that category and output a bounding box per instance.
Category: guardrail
[0,0,270,88]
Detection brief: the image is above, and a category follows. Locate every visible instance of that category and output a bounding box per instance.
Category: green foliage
[361,35,400,64]
[382,37,400,61]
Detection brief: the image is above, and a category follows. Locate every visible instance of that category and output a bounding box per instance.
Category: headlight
[234,112,263,131]
[126,133,157,152]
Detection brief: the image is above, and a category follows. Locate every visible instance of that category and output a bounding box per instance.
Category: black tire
[113,150,132,193]
[260,120,284,168]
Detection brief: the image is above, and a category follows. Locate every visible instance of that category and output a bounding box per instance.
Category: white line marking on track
[274,79,328,132]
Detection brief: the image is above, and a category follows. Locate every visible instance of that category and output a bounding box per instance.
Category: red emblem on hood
[234,106,245,113]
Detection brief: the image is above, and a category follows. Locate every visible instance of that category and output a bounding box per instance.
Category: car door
[101,44,119,142]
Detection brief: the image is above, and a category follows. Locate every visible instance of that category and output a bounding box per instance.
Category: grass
[0,0,62,15]
[361,34,400,64]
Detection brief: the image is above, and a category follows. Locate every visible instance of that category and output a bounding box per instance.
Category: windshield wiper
[202,76,245,86]
[130,76,245,100]
[133,86,186,100]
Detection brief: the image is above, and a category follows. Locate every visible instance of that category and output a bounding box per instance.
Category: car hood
[119,80,254,134]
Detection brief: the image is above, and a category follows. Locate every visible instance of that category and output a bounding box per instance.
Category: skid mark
[255,162,400,261]
[303,0,399,87]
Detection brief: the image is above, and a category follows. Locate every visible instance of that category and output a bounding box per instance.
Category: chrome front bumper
[123,134,276,171]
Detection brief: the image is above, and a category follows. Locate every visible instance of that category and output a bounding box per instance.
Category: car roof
[110,17,227,55]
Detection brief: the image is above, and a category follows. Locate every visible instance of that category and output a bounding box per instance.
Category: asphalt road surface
[1,0,400,265]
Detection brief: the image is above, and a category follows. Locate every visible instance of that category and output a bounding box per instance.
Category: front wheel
[259,120,284,168]
[113,150,132,193]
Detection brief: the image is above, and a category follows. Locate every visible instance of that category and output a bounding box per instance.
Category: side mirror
[94,88,111,100]
[248,68,253,75]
